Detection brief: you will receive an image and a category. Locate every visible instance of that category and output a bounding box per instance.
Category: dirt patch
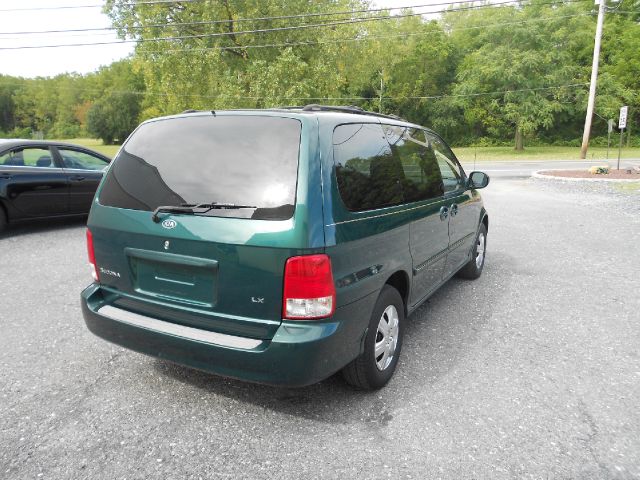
[538,169,640,179]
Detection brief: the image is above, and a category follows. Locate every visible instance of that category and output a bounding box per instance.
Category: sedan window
[1,148,56,168]
[59,149,108,170]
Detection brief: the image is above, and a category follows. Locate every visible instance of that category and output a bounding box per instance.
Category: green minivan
[81,105,489,389]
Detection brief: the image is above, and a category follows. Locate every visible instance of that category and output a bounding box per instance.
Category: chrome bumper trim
[97,305,262,349]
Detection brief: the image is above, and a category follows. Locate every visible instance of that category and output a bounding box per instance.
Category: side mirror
[468,171,490,189]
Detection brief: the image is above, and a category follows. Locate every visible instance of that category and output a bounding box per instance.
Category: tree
[87,92,141,144]
[85,60,144,143]
[444,1,594,149]
[104,0,367,114]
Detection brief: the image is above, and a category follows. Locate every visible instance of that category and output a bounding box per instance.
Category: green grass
[55,138,121,158]
[613,182,640,194]
[56,138,640,163]
[452,146,640,162]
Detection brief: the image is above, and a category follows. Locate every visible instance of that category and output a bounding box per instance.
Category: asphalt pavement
[1,175,639,479]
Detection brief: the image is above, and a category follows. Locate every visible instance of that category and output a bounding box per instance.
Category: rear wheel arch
[343,284,405,389]
[385,270,409,315]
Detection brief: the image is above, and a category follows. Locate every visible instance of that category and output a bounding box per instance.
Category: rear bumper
[81,284,374,387]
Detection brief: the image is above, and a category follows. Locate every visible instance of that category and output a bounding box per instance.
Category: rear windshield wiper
[152,202,257,222]
[152,205,196,223]
[192,202,257,210]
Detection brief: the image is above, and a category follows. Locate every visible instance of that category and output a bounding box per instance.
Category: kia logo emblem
[161,219,177,229]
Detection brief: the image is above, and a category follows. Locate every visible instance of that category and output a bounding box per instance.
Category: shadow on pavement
[153,359,360,422]
[150,264,503,421]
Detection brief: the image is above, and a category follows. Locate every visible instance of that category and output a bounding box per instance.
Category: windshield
[98,115,301,220]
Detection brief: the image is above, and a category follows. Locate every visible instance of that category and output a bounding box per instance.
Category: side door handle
[70,175,86,181]
[0,172,11,180]
[439,206,449,221]
[450,204,459,217]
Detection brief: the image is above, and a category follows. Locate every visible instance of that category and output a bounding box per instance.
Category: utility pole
[579,0,606,159]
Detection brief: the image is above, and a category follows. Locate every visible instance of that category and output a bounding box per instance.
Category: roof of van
[180,105,404,121]
[162,105,431,131]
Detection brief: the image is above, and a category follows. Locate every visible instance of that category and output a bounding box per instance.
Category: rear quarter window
[333,123,404,212]
[333,123,444,212]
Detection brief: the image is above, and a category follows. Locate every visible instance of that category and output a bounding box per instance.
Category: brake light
[283,254,335,319]
[86,228,99,282]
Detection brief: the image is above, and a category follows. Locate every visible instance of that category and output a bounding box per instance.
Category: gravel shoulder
[538,169,640,179]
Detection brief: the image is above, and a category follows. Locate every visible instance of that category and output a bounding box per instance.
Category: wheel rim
[475,232,486,269]
[375,305,400,371]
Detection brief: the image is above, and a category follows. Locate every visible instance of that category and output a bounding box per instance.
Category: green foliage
[2,0,638,151]
[87,92,141,144]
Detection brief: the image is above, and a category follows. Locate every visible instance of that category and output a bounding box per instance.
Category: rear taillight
[86,228,99,282]
[283,254,335,319]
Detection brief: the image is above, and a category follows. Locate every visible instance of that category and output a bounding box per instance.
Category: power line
[0,0,593,36]
[423,83,589,100]
[0,1,534,35]
[0,13,596,60]
[135,13,594,55]
[0,31,118,41]
[135,81,589,100]
[0,0,203,13]
[0,0,593,50]
[0,81,589,101]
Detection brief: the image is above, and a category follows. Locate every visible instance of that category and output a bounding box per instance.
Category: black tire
[342,285,404,390]
[456,222,487,280]
[0,207,6,235]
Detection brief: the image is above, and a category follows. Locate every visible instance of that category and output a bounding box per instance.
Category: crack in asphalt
[578,399,610,477]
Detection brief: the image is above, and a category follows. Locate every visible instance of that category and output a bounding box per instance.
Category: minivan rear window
[99,115,301,220]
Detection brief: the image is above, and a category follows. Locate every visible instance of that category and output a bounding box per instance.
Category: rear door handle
[450,204,458,217]
[0,172,11,180]
[439,206,449,221]
[70,175,86,181]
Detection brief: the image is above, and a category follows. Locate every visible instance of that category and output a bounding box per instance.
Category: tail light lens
[283,254,335,319]
[86,228,99,282]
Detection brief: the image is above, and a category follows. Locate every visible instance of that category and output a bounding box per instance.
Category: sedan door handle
[0,172,11,180]
[70,175,86,181]
[439,206,449,221]
[450,204,459,217]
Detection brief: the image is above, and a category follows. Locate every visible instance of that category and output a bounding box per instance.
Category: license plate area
[125,248,218,308]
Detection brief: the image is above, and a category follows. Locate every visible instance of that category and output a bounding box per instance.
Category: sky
[0,0,456,78]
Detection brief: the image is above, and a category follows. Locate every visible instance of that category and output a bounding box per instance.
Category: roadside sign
[608,119,614,133]
[619,106,628,130]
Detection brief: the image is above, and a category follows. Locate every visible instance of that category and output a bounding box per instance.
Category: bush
[87,92,141,144]
[588,166,609,174]
[7,127,32,139]
[49,122,80,139]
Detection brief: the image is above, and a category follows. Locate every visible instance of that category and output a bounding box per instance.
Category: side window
[426,133,464,193]
[58,149,108,170]
[333,123,404,211]
[382,125,444,202]
[0,151,12,165]
[1,147,56,168]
